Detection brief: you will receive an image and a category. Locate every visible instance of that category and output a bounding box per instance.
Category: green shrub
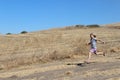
[6,33,12,35]
[21,31,28,34]
[75,25,85,28]
[86,24,100,28]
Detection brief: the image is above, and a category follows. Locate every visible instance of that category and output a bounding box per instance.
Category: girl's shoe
[103,52,106,56]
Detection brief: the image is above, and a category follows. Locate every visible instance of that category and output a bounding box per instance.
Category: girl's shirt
[90,38,97,49]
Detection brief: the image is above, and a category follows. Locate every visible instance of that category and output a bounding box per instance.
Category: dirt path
[0,53,120,80]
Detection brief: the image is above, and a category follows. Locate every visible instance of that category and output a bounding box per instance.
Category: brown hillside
[104,22,120,29]
[0,26,120,70]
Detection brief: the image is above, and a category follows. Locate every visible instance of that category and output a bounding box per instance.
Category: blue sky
[0,0,120,34]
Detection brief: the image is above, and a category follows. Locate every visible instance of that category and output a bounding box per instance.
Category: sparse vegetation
[6,33,12,35]
[20,31,28,34]
[0,25,120,70]
[107,26,120,29]
[75,25,85,28]
[86,24,100,28]
[62,25,85,30]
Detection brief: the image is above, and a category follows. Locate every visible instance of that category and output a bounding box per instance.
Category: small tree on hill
[86,24,100,28]
[21,31,28,34]
[75,25,85,28]
[6,33,12,35]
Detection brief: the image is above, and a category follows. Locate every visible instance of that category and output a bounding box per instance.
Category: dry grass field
[0,25,120,69]
[0,24,120,80]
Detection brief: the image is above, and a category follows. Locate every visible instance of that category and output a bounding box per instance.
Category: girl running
[86,33,105,63]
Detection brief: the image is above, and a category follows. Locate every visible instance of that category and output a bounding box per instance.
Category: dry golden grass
[106,26,120,29]
[104,22,120,29]
[0,26,120,70]
[0,64,75,78]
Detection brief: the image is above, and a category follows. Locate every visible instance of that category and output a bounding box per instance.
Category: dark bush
[6,33,12,35]
[63,25,85,30]
[21,31,28,34]
[86,24,100,28]
[75,25,85,28]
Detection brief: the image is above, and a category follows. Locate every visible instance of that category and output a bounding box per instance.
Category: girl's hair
[93,35,96,38]
[90,33,93,35]
[90,33,96,38]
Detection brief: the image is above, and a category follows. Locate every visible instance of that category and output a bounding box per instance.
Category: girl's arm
[97,39,105,44]
[86,40,91,45]
[87,42,91,45]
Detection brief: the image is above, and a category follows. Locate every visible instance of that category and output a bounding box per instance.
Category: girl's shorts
[90,48,97,54]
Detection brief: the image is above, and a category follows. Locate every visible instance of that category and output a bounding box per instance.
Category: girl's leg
[86,52,92,62]
[96,51,105,56]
